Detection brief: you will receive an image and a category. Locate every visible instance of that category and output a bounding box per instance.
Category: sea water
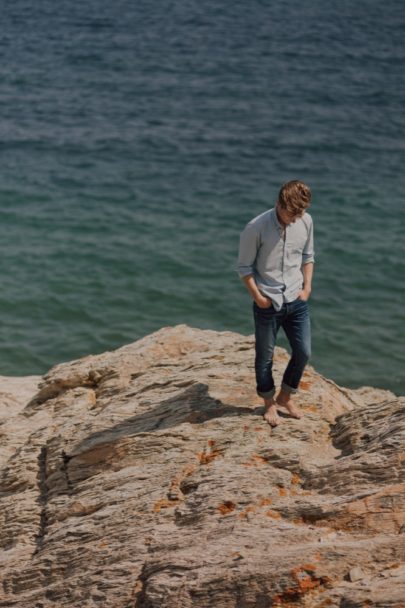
[0,0,404,394]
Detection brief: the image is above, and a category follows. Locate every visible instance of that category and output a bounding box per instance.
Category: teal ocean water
[0,0,404,394]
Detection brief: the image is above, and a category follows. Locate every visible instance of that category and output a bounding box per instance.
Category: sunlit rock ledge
[0,324,404,608]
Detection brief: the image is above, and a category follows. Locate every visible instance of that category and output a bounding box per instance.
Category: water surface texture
[0,0,404,394]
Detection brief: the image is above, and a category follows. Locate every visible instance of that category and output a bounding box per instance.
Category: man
[236,180,314,427]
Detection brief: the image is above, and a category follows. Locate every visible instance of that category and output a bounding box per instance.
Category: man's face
[276,202,305,225]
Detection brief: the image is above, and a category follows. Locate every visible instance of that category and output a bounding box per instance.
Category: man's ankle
[276,389,292,403]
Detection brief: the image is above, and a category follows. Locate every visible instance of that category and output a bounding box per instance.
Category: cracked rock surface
[0,324,404,607]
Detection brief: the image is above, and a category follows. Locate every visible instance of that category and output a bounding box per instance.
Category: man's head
[276,180,311,225]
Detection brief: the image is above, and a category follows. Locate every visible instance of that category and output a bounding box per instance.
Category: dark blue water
[0,0,404,394]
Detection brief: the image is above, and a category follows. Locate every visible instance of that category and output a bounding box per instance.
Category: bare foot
[263,400,282,427]
[276,394,302,419]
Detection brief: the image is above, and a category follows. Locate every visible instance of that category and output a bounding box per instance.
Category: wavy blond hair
[278,180,311,214]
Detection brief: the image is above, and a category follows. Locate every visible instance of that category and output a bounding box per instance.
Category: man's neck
[275,206,287,229]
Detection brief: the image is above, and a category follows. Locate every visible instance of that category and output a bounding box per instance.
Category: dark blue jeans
[253,297,311,399]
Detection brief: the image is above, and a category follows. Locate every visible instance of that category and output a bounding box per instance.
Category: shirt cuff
[237,266,254,278]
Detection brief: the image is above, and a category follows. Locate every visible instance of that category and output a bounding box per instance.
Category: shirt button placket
[281,227,287,285]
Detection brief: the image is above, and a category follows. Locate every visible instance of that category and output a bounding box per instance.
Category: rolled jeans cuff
[257,387,276,399]
[281,382,298,395]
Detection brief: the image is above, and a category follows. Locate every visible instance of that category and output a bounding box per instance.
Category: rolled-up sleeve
[236,223,260,278]
[302,217,315,265]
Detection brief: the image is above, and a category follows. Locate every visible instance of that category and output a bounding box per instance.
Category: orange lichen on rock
[278,486,287,497]
[272,565,325,605]
[153,497,180,512]
[290,474,301,485]
[169,463,197,493]
[239,497,274,518]
[291,564,320,588]
[266,509,282,519]
[198,449,222,464]
[197,440,223,465]
[239,497,276,518]
[252,454,269,464]
[303,404,318,412]
[238,505,257,518]
[258,497,273,506]
[299,381,312,390]
[218,500,236,515]
[243,453,270,467]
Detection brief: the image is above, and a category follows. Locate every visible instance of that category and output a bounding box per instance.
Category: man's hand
[255,294,272,309]
[241,275,272,309]
[298,288,311,301]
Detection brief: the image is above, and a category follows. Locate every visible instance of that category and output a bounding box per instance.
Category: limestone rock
[0,325,404,607]
[348,566,364,582]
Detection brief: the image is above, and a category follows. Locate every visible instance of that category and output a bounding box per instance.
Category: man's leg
[253,302,283,426]
[276,299,311,419]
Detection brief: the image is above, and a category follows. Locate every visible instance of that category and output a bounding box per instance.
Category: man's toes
[277,400,303,419]
[263,412,281,427]
[287,407,302,419]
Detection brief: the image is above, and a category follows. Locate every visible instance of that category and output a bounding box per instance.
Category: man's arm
[299,262,314,300]
[236,223,271,307]
[299,216,315,300]
[236,223,259,278]
[242,274,270,306]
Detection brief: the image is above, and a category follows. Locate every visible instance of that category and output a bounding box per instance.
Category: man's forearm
[242,274,262,301]
[301,262,314,292]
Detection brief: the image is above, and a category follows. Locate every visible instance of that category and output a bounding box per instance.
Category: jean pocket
[254,301,274,313]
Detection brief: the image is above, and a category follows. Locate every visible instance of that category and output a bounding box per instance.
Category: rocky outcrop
[0,324,404,607]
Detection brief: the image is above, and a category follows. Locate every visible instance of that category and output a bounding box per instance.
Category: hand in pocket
[256,295,272,309]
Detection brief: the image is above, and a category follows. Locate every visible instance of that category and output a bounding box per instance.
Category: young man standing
[236,180,314,427]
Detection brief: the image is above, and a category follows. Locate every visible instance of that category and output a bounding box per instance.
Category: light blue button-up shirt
[236,207,315,311]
